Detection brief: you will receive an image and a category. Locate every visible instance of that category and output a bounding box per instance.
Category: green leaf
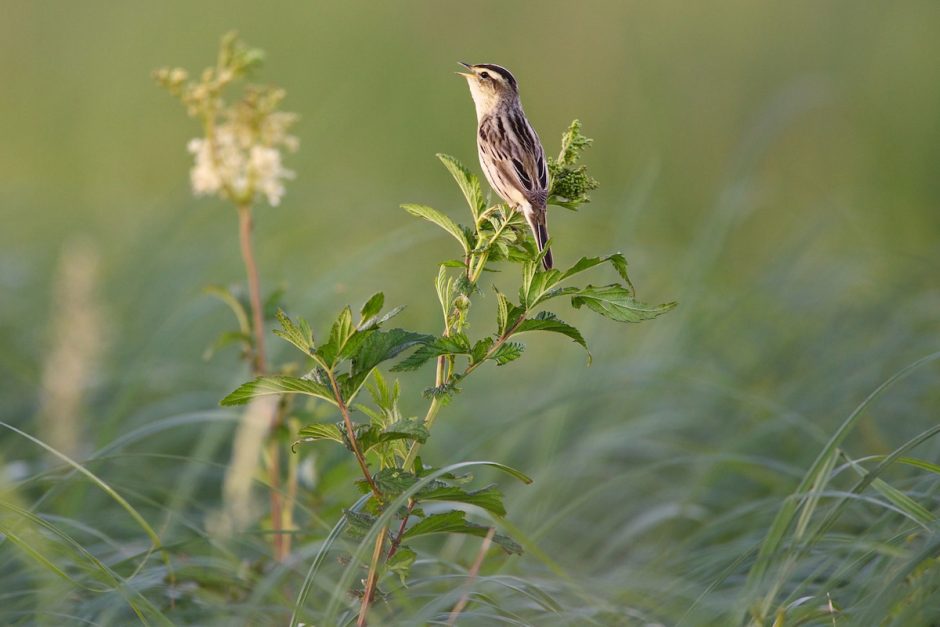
[417,483,507,517]
[343,508,377,540]
[470,337,494,365]
[491,342,524,366]
[357,417,429,454]
[559,254,624,284]
[435,265,455,318]
[362,468,419,496]
[548,120,599,210]
[293,423,344,451]
[556,119,593,166]
[402,203,470,254]
[391,334,471,372]
[402,510,522,554]
[437,153,486,220]
[273,309,314,355]
[494,288,510,335]
[515,312,590,357]
[566,284,677,322]
[315,306,356,365]
[351,329,433,375]
[359,292,385,326]
[386,546,416,585]
[220,375,336,406]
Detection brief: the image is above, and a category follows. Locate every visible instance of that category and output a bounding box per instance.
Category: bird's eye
[480,71,490,80]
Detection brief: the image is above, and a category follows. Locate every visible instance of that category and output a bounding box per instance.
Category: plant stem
[237,206,267,374]
[237,204,288,561]
[357,525,388,627]
[325,368,382,500]
[386,499,416,561]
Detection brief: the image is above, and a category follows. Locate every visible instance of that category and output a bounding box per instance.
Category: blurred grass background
[2,1,940,625]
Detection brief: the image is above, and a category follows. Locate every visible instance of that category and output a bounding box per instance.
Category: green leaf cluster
[548,119,599,210]
[222,294,430,407]
[216,119,675,600]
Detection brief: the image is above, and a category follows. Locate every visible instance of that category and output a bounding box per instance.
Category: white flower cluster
[188,115,297,207]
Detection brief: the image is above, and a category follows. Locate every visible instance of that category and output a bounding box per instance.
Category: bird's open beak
[456,61,474,78]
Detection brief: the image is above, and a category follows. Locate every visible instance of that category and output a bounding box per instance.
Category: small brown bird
[457,62,553,269]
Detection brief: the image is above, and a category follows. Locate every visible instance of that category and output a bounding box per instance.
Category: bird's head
[457,62,519,117]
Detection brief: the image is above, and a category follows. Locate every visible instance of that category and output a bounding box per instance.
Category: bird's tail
[527,216,553,270]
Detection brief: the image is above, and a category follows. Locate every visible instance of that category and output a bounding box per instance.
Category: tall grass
[2,2,940,625]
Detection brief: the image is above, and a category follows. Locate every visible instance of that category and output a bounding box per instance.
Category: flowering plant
[155,32,297,207]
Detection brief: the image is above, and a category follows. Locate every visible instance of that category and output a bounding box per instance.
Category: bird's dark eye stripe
[474,64,518,89]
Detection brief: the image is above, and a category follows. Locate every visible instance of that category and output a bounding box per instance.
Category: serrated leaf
[220,375,336,406]
[494,288,510,335]
[357,417,430,454]
[402,204,470,254]
[293,423,344,451]
[343,508,377,540]
[369,468,418,496]
[382,417,430,444]
[273,309,315,355]
[351,329,434,375]
[556,119,593,166]
[567,284,677,322]
[515,313,589,357]
[391,334,471,372]
[316,306,356,365]
[402,510,522,554]
[491,342,524,366]
[437,153,486,220]
[387,546,416,585]
[359,292,384,326]
[417,484,507,517]
[470,337,494,365]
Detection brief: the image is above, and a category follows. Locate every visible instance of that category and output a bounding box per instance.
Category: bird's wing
[479,110,548,210]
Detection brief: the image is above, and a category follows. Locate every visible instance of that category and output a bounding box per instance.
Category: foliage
[219,120,674,619]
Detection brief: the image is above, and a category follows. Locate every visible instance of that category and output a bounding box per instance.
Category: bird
[457,62,553,269]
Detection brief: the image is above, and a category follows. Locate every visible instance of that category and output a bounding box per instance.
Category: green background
[2,2,939,624]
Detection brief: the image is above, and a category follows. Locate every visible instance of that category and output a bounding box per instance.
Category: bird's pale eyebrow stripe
[474,64,518,89]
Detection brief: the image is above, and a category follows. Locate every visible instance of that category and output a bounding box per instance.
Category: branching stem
[326,368,382,500]
[386,499,416,561]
